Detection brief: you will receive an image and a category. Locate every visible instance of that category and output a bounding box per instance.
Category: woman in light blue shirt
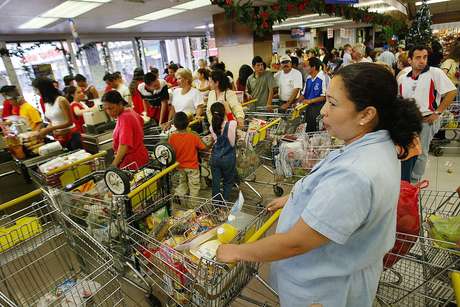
[217,63,423,307]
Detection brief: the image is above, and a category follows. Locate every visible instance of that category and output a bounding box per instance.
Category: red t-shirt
[2,99,19,118]
[70,101,85,133]
[104,85,113,93]
[165,75,178,87]
[39,97,46,113]
[113,109,149,170]
[168,131,206,169]
[132,85,144,114]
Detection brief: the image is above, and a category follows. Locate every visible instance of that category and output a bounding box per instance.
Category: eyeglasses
[281,60,291,64]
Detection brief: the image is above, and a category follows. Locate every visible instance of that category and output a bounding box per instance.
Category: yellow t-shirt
[19,102,42,131]
[441,58,459,85]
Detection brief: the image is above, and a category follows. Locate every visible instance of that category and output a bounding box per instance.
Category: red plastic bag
[383,180,429,269]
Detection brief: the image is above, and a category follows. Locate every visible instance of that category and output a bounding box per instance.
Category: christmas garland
[212,0,407,37]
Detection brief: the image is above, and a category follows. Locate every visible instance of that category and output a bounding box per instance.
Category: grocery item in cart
[38,150,92,174]
[37,279,101,307]
[428,215,460,250]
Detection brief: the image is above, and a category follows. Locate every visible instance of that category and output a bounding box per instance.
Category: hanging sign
[327,28,334,39]
[325,0,358,4]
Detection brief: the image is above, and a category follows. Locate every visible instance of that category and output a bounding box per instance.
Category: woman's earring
[359,122,365,126]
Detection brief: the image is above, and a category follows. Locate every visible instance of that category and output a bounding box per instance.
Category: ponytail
[381,97,422,159]
[211,102,225,136]
[335,63,423,156]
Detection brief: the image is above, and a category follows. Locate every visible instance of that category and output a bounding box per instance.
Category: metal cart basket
[0,189,124,306]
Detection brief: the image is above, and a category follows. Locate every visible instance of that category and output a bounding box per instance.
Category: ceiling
[0,0,458,40]
[0,0,223,37]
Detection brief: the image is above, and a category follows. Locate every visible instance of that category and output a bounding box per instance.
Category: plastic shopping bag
[383,180,428,269]
[428,214,460,251]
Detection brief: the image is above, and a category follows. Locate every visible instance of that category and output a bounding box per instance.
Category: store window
[6,42,70,109]
[107,41,137,83]
[143,40,165,74]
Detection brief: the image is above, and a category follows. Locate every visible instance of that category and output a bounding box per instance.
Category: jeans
[304,102,325,133]
[401,157,417,181]
[210,154,236,202]
[411,120,441,182]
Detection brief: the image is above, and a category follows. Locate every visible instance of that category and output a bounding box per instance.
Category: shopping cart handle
[451,271,460,305]
[241,99,257,107]
[0,189,42,211]
[244,209,282,244]
[63,171,105,192]
[46,150,107,176]
[128,162,179,198]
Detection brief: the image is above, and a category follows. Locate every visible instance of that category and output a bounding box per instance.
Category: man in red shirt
[168,112,206,197]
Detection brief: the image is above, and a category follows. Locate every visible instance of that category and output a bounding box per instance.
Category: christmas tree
[406,0,433,48]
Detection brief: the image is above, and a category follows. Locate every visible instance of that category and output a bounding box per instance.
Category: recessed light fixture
[173,0,211,10]
[79,0,111,2]
[415,0,450,5]
[41,0,103,18]
[19,17,59,29]
[107,19,148,29]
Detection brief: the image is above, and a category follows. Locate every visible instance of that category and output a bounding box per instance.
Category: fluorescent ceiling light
[194,23,214,29]
[369,5,397,13]
[41,1,102,18]
[79,0,111,2]
[173,0,210,10]
[284,14,320,21]
[274,17,343,28]
[416,0,449,5]
[135,8,185,21]
[107,19,148,29]
[19,17,59,29]
[354,0,384,7]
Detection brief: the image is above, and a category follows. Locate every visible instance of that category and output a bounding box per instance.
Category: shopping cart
[0,189,125,306]
[430,102,460,156]
[270,131,343,196]
[125,194,280,306]
[377,189,460,306]
[29,150,107,189]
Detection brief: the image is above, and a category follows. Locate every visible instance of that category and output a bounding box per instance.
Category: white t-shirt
[274,69,303,102]
[398,66,456,116]
[343,52,352,65]
[116,84,132,106]
[171,87,203,115]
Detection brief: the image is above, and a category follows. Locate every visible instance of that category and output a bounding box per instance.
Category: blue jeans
[210,154,236,202]
[401,157,417,181]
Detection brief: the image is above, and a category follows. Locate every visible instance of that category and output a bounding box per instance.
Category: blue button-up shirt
[271,130,400,307]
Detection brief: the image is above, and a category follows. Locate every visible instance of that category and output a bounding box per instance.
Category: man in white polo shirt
[274,55,303,111]
[398,45,457,182]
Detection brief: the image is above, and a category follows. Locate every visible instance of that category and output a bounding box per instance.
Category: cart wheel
[104,168,131,195]
[433,147,444,157]
[153,143,176,167]
[205,177,212,187]
[273,185,284,197]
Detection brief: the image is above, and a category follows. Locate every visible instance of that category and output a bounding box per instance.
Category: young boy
[168,112,207,197]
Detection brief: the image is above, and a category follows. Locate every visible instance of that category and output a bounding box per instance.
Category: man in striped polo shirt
[398,45,457,182]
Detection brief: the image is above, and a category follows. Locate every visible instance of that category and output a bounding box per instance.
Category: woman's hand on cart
[216,244,240,263]
[39,126,52,138]
[266,195,289,212]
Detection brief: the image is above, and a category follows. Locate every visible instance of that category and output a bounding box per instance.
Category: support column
[0,41,22,92]
[212,12,273,79]
[66,40,79,75]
